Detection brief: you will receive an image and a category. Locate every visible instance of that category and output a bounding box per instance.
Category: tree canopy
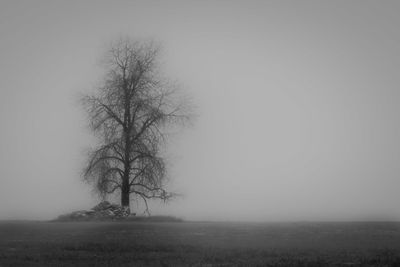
[82,39,190,214]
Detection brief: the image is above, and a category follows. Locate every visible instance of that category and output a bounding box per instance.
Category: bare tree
[82,39,190,214]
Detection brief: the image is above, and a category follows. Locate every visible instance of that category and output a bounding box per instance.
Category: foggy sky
[1,0,400,221]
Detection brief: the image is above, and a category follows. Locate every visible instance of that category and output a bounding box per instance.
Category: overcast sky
[1,0,400,221]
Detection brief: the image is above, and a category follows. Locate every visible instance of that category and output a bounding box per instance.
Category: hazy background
[1,0,400,221]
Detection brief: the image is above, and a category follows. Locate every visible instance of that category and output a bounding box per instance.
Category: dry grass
[0,221,399,266]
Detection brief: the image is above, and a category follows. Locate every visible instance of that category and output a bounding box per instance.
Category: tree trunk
[121,177,130,214]
[121,189,130,207]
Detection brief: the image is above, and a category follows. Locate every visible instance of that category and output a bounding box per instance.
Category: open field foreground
[0,221,400,266]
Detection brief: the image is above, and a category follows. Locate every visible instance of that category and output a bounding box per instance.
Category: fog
[1,0,400,221]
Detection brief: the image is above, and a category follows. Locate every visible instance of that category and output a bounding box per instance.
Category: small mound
[54,201,183,222]
[54,201,132,221]
[121,215,184,222]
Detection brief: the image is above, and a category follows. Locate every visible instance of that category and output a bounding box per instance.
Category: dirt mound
[56,201,133,221]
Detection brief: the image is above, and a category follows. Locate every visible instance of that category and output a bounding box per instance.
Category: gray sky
[1,0,400,221]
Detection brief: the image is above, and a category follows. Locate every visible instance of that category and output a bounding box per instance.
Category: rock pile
[92,201,131,217]
[56,201,132,221]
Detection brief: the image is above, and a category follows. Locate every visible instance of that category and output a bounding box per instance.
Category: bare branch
[81,38,192,212]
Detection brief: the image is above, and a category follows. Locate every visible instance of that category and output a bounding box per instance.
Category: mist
[0,0,400,222]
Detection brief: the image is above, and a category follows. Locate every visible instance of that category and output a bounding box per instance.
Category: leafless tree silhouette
[82,39,191,214]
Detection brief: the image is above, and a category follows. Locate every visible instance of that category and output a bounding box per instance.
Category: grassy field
[0,221,399,266]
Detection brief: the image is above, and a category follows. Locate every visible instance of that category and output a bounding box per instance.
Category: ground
[0,221,399,266]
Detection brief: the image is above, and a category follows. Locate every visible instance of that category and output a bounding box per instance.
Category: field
[0,221,400,266]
